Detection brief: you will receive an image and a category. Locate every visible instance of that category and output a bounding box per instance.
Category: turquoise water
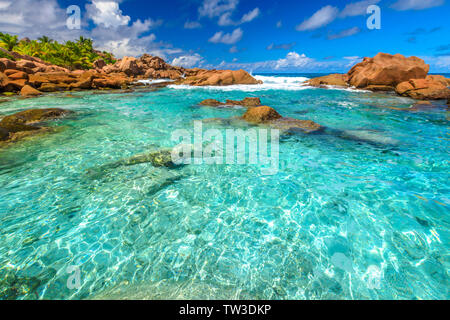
[0,77,449,300]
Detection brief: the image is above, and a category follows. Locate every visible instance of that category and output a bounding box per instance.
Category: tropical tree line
[0,33,115,70]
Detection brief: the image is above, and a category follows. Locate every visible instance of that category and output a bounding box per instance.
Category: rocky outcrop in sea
[307,53,450,100]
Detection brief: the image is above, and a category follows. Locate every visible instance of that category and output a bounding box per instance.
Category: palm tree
[38,36,53,44]
[0,33,19,51]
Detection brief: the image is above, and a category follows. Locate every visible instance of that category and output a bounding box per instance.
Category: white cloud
[172,53,204,68]
[240,8,260,23]
[217,12,234,26]
[419,55,450,72]
[340,0,381,17]
[391,0,445,11]
[275,52,314,69]
[0,1,11,10]
[229,46,238,53]
[209,28,243,44]
[206,52,370,73]
[199,0,239,18]
[200,0,259,26]
[328,27,361,40]
[296,5,339,31]
[86,1,130,28]
[276,20,282,28]
[184,21,202,29]
[218,7,260,26]
[0,0,73,39]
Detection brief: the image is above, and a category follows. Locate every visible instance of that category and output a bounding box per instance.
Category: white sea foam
[136,79,175,85]
[167,75,370,92]
[168,75,311,92]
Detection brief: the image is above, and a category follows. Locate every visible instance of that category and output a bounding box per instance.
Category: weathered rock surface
[269,118,324,134]
[307,74,349,87]
[241,106,323,133]
[20,85,42,97]
[1,45,261,95]
[395,75,450,100]
[347,53,429,89]
[0,127,9,141]
[242,106,282,123]
[0,108,72,146]
[199,97,261,107]
[180,69,262,86]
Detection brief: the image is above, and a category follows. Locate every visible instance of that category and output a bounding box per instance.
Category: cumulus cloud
[328,27,361,40]
[0,0,76,39]
[340,0,381,17]
[199,0,239,18]
[205,52,369,73]
[184,21,202,29]
[172,53,204,68]
[391,0,445,11]
[218,8,260,26]
[240,8,260,23]
[275,52,314,69]
[229,45,238,53]
[209,28,243,44]
[86,0,130,28]
[419,55,450,72]
[296,1,380,35]
[266,42,296,50]
[296,5,339,31]
[199,0,259,26]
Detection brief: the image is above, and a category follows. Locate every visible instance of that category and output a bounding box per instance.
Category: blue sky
[0,0,449,72]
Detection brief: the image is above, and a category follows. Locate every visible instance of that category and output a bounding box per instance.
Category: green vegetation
[0,33,115,70]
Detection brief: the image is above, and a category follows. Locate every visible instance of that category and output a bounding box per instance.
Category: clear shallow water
[0,77,449,300]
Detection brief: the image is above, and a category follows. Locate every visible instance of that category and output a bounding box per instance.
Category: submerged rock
[242,106,282,123]
[91,145,194,179]
[128,149,177,168]
[269,117,324,134]
[240,106,323,134]
[336,129,399,146]
[199,97,261,107]
[0,108,72,146]
[0,127,9,141]
[0,267,56,300]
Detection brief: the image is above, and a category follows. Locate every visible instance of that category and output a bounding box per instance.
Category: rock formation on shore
[307,74,349,88]
[307,53,450,100]
[395,75,450,100]
[347,53,429,90]
[0,48,261,96]
[178,69,262,86]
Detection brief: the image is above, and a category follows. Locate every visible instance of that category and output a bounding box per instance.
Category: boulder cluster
[307,53,450,100]
[200,96,323,134]
[0,50,261,97]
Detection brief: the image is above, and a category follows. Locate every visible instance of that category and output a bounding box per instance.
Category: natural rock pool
[0,75,448,299]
